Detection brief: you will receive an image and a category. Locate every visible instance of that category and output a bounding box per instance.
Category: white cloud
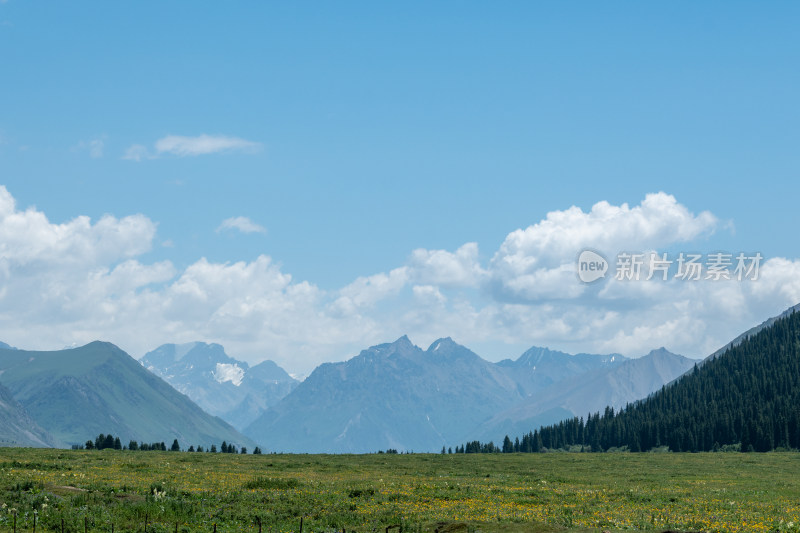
[409,242,486,287]
[216,216,266,235]
[412,285,447,306]
[122,144,151,162]
[155,134,261,157]
[331,267,410,316]
[495,192,717,265]
[489,192,718,301]
[74,137,105,158]
[1,186,799,375]
[123,134,261,161]
[0,186,155,266]
[89,139,104,158]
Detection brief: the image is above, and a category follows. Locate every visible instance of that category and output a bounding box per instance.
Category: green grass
[0,448,798,532]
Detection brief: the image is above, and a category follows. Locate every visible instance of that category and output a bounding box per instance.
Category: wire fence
[4,512,411,533]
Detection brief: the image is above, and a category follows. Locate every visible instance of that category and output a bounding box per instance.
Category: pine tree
[452,309,800,454]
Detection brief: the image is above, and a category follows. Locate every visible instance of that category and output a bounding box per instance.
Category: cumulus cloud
[216,216,266,235]
[495,192,717,265]
[330,267,410,317]
[490,192,718,301]
[1,186,798,375]
[0,186,155,266]
[408,242,486,287]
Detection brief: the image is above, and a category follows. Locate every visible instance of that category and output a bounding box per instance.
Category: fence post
[143,512,148,533]
[61,518,65,533]
[257,516,262,533]
[299,516,303,533]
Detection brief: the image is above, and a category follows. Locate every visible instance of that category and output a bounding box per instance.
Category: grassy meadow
[0,448,798,532]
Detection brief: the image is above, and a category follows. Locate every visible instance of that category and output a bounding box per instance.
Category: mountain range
[243,337,695,452]
[140,342,298,430]
[0,342,254,449]
[473,347,695,442]
[20,310,797,453]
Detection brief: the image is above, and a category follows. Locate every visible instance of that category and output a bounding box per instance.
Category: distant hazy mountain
[474,348,696,442]
[496,346,627,396]
[245,336,521,453]
[0,382,60,448]
[0,342,254,449]
[244,337,695,453]
[141,342,297,430]
[0,341,16,350]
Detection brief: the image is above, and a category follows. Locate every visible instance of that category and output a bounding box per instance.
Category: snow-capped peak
[213,362,245,386]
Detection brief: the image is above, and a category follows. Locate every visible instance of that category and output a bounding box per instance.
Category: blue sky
[1,2,799,373]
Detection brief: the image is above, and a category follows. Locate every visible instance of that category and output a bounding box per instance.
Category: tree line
[78,433,263,454]
[455,310,800,454]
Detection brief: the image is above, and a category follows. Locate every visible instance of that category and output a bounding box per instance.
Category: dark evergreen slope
[493,308,800,453]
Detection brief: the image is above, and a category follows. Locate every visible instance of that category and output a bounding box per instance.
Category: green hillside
[0,342,256,449]
[0,382,60,447]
